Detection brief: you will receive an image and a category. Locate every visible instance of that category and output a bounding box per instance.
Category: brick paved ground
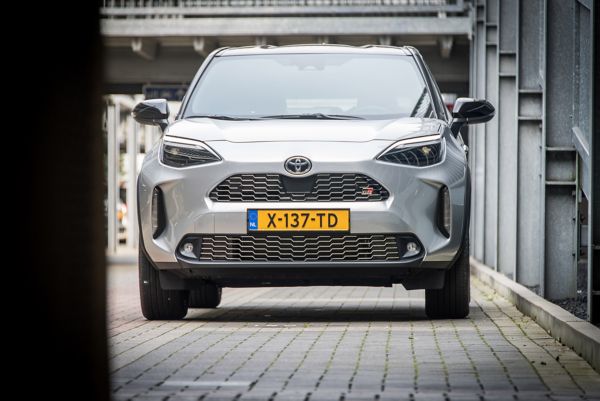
[109,264,600,401]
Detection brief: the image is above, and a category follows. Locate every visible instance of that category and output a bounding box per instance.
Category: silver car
[133,45,494,320]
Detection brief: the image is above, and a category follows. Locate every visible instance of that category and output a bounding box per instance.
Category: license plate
[247,209,350,232]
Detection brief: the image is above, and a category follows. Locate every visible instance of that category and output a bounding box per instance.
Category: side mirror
[132,99,169,131]
[450,98,495,136]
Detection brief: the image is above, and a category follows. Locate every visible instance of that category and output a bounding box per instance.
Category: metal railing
[101,0,466,17]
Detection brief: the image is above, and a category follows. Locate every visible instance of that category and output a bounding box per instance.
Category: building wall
[468,0,597,322]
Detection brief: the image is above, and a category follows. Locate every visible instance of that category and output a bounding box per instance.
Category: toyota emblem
[284,156,312,175]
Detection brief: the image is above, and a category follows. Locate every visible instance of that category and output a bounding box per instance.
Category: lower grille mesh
[198,234,401,262]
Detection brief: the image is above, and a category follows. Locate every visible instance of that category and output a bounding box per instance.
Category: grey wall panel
[546,152,577,182]
[482,0,499,269]
[474,18,487,262]
[499,53,517,74]
[590,0,599,323]
[486,0,499,24]
[517,121,543,289]
[496,75,518,279]
[518,94,543,117]
[545,187,577,299]
[496,0,519,279]
[545,0,578,299]
[516,0,544,291]
[484,40,499,268]
[518,0,544,90]
[574,4,592,146]
[546,1,575,148]
[499,0,518,53]
[469,11,478,257]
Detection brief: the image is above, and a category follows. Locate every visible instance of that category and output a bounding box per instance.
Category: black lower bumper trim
[155,259,449,290]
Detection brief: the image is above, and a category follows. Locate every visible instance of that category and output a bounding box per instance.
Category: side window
[428,71,449,122]
[415,53,448,122]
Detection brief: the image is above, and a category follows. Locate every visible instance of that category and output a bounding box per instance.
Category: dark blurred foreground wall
[17,2,109,399]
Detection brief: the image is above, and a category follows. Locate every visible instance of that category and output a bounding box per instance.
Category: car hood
[165,117,447,143]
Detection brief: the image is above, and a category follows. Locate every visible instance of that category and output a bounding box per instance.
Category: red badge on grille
[361,187,374,196]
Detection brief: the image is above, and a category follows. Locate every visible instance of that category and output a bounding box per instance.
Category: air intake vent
[193,234,407,262]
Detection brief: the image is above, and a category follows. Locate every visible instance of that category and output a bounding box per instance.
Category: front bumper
[138,139,469,271]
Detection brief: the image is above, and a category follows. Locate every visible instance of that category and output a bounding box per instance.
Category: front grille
[197,234,402,262]
[209,173,389,202]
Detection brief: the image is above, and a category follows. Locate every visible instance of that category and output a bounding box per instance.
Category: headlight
[161,136,221,167]
[377,134,444,166]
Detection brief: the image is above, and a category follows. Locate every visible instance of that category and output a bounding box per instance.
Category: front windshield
[183,53,434,120]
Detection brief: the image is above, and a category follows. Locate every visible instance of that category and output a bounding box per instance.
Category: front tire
[139,245,189,320]
[425,236,470,319]
[189,285,222,308]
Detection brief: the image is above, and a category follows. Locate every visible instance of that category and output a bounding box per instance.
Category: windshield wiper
[259,113,364,120]
[186,115,259,121]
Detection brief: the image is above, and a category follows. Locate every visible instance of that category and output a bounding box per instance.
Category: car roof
[216,44,415,57]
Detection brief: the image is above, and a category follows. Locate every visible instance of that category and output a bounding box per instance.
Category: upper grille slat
[198,234,401,262]
[209,173,389,202]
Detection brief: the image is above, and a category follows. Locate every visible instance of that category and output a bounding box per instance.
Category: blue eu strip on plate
[247,209,258,230]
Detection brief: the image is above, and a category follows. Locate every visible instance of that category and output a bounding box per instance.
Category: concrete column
[126,119,139,249]
[483,0,499,269]
[106,103,119,254]
[496,0,519,280]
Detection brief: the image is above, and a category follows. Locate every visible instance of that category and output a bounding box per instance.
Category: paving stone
[108,264,600,401]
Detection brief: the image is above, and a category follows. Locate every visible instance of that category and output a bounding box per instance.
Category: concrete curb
[470,257,600,372]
